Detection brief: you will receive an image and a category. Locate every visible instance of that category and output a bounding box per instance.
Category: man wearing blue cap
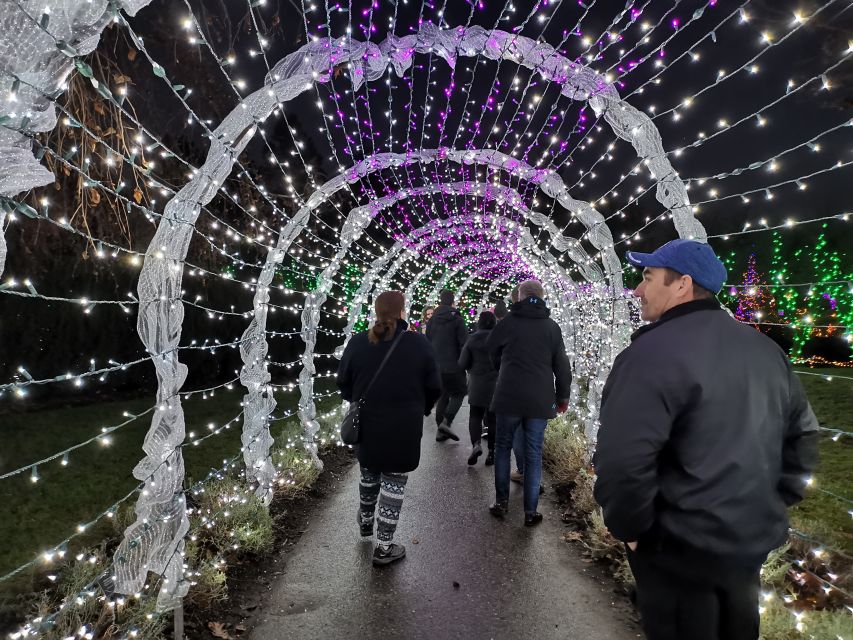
[593,239,819,640]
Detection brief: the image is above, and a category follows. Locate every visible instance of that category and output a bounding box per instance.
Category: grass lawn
[789,367,853,558]
[0,383,340,595]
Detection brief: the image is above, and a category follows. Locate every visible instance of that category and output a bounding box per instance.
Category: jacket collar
[510,296,551,318]
[631,298,722,342]
[396,318,409,334]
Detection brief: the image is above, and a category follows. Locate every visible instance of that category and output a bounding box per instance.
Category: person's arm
[336,341,355,402]
[592,351,673,542]
[425,316,434,341]
[552,327,572,403]
[458,339,473,371]
[423,340,442,415]
[456,316,468,353]
[778,366,820,506]
[486,320,506,370]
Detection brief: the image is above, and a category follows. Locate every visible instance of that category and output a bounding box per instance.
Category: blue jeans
[512,428,525,473]
[494,415,547,514]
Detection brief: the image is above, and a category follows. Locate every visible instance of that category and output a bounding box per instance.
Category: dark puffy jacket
[426,305,468,374]
[458,329,497,407]
[486,297,572,419]
[593,299,820,565]
[337,320,441,473]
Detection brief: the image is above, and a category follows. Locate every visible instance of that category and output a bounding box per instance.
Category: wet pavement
[249,404,639,640]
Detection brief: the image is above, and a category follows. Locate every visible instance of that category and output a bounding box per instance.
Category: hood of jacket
[467,329,491,346]
[432,304,463,324]
[510,296,551,319]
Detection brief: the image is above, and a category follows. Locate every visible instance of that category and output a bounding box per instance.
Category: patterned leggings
[359,466,409,544]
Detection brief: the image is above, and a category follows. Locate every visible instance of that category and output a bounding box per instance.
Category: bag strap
[358,330,405,405]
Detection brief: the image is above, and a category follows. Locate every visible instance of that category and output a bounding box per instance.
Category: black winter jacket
[593,299,820,565]
[486,297,572,419]
[426,305,468,374]
[458,329,498,407]
[337,320,442,473]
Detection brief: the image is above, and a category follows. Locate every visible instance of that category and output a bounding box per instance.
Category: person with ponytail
[337,291,441,566]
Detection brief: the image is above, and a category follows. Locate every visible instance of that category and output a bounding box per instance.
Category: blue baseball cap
[626,239,727,294]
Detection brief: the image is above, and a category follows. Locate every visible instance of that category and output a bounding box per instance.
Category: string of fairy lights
[20,0,852,430]
[497,0,701,247]
[0,0,844,440]
[40,20,412,308]
[335,0,507,288]
[246,1,853,616]
[424,0,592,262]
[0,120,370,317]
[6,397,344,639]
[0,367,342,488]
[580,56,850,251]
[2,379,343,630]
[173,1,395,276]
[0,0,850,636]
[5,3,560,604]
[538,0,851,254]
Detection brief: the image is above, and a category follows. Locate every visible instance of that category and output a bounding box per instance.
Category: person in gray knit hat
[487,279,571,526]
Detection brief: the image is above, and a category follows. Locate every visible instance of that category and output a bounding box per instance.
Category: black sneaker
[524,512,543,527]
[489,501,508,518]
[484,451,494,466]
[357,512,373,537]
[437,424,460,442]
[467,442,483,465]
[435,420,449,441]
[373,543,406,566]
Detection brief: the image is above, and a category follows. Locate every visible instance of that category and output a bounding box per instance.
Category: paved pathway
[249,405,638,640]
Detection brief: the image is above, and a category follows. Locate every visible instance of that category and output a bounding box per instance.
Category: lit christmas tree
[788,232,853,359]
[732,253,777,328]
[768,228,853,360]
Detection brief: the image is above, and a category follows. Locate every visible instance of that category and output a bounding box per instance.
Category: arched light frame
[112,23,707,606]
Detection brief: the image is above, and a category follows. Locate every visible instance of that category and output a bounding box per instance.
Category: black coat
[458,329,498,407]
[337,320,442,473]
[593,299,820,565]
[425,305,468,373]
[486,297,572,419]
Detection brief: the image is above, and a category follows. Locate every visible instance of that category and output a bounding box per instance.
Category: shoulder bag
[340,331,405,445]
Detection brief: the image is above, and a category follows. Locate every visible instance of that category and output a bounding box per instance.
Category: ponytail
[368,318,396,344]
[369,290,405,344]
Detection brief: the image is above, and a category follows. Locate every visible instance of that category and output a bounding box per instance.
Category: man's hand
[556,400,569,414]
[627,541,638,551]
